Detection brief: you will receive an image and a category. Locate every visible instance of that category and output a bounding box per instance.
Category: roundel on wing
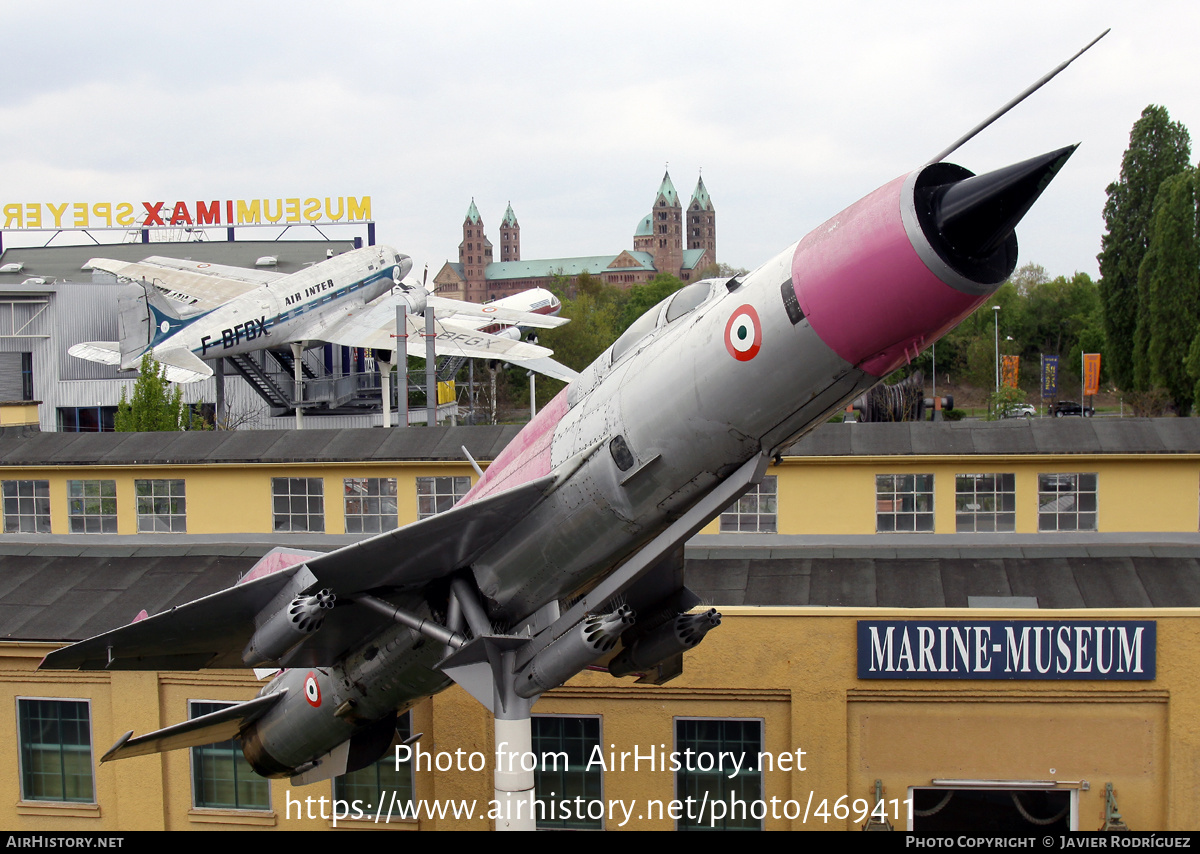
[160,320,171,335]
[724,305,762,361]
[304,672,321,707]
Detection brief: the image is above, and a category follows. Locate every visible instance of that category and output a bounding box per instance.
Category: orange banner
[1083,353,1101,397]
[1001,355,1020,389]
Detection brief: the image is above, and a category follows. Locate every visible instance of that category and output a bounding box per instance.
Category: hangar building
[0,418,1196,831]
[0,238,415,434]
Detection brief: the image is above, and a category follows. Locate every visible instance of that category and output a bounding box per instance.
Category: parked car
[1000,403,1036,418]
[1051,400,1095,417]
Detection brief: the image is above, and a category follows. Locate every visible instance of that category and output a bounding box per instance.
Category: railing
[302,371,376,407]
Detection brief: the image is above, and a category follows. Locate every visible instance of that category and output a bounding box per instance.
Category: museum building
[0,237,417,435]
[0,418,1197,831]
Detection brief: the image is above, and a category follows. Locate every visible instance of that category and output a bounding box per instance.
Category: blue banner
[857,620,1155,680]
[1041,354,1059,399]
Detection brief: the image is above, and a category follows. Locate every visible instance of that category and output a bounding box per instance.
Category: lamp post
[992,305,1001,393]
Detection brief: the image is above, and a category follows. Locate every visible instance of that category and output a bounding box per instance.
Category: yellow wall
[0,402,40,427]
[12,462,476,536]
[773,455,1200,535]
[689,454,1200,536]
[4,606,1197,831]
[7,452,1200,538]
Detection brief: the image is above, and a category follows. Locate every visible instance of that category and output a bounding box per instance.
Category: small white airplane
[69,245,578,384]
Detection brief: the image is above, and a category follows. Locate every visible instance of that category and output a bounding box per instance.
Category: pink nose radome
[791,145,1076,378]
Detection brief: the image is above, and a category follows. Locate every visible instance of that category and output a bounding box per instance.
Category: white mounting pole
[292,341,304,430]
[425,310,436,427]
[493,717,536,831]
[379,358,392,429]
[397,304,408,428]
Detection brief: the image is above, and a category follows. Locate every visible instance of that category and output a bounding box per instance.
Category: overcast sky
[3,1,1199,281]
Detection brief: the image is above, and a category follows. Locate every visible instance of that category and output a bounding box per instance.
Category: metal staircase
[268,348,319,381]
[227,353,294,411]
[437,355,467,382]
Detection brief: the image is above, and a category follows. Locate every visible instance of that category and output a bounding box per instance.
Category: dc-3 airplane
[68,246,579,385]
[42,33,1104,827]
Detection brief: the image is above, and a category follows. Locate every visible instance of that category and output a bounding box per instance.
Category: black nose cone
[916,144,1077,284]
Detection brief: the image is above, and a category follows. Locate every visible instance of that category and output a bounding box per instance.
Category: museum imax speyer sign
[0,196,372,229]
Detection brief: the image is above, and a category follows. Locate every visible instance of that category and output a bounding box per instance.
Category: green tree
[1098,105,1191,391]
[515,271,690,412]
[1008,262,1049,297]
[910,266,1104,394]
[539,272,628,373]
[987,384,1028,420]
[1024,272,1104,374]
[1139,169,1200,411]
[115,353,185,431]
[617,273,684,329]
[696,261,749,280]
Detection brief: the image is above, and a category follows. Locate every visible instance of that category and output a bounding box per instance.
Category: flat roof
[2,535,1197,642]
[0,424,523,466]
[788,418,1200,457]
[0,240,359,286]
[1,419,1197,468]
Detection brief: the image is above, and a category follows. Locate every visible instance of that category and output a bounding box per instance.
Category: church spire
[500,201,520,263]
[687,173,716,265]
[650,170,682,278]
[465,198,482,225]
[655,171,679,207]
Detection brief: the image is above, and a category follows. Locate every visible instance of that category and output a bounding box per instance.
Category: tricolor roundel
[724,305,762,361]
[304,671,321,707]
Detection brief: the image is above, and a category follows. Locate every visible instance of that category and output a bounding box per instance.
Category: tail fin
[101,691,284,762]
[116,282,189,369]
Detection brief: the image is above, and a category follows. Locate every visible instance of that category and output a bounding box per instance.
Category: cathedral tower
[650,171,683,278]
[458,199,492,302]
[500,202,520,263]
[688,175,716,264]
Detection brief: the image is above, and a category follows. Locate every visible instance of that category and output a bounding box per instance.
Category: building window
[21,352,33,400]
[135,479,186,533]
[186,402,215,429]
[876,474,934,532]
[67,480,117,533]
[344,477,398,534]
[17,698,94,803]
[190,701,269,810]
[955,473,1015,533]
[532,716,603,830]
[0,351,37,400]
[416,476,471,519]
[272,477,324,532]
[675,718,762,831]
[58,406,116,432]
[1038,473,1098,532]
[720,476,777,533]
[3,480,50,533]
[333,712,413,818]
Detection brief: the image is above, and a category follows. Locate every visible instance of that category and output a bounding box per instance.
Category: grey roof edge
[0,425,524,467]
[785,418,1200,457]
